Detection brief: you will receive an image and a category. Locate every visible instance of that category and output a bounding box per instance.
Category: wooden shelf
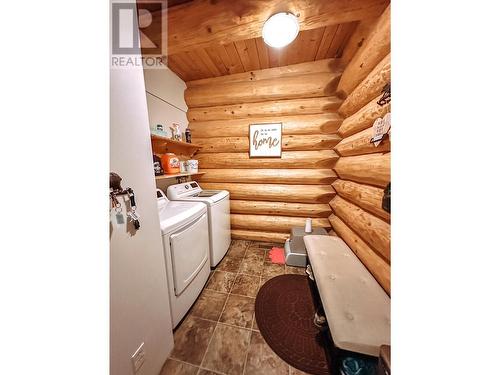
[151,134,202,157]
[155,172,205,181]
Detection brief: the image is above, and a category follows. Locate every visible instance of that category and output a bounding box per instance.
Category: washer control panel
[167,181,202,199]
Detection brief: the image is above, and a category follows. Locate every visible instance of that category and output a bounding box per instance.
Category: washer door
[170,213,209,296]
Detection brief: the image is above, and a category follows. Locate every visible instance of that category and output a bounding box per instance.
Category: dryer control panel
[167,181,203,199]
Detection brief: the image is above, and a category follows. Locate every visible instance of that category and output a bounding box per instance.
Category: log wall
[185,59,343,242]
[182,3,391,295]
[331,4,391,295]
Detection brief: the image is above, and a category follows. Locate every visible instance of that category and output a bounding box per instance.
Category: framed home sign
[249,123,282,158]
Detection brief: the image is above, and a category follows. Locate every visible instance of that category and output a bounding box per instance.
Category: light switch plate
[131,342,146,373]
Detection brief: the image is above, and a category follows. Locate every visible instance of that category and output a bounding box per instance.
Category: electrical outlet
[131,342,146,373]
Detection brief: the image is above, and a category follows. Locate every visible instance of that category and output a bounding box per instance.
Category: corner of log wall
[330,4,391,295]
[181,2,392,294]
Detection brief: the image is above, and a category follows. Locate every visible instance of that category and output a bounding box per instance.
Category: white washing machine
[156,189,210,327]
[167,182,231,267]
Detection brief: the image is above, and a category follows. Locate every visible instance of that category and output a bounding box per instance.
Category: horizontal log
[193,134,341,153]
[230,200,332,218]
[189,113,342,138]
[232,229,289,244]
[185,72,341,107]
[338,97,390,138]
[337,5,391,98]
[332,180,390,222]
[197,150,338,169]
[330,196,390,262]
[330,215,390,295]
[199,183,336,203]
[334,153,390,187]
[198,169,337,185]
[187,96,343,122]
[335,127,390,156]
[231,214,331,233]
[338,53,391,117]
[280,134,341,150]
[338,17,378,67]
[187,59,341,87]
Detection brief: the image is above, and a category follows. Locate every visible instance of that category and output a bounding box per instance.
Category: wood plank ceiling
[153,0,390,82]
[167,22,358,81]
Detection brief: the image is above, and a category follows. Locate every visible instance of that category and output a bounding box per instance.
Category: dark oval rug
[255,274,332,375]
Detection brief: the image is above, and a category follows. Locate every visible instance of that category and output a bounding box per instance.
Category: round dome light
[262,12,300,48]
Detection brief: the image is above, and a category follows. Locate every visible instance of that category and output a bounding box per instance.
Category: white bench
[304,235,390,357]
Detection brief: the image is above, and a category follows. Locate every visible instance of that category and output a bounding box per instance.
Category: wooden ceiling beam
[160,0,389,55]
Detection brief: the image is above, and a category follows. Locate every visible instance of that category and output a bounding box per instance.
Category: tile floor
[160,240,311,375]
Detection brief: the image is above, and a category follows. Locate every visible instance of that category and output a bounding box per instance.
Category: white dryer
[167,182,231,267]
[156,189,210,327]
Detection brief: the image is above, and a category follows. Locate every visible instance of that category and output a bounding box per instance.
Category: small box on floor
[284,227,327,267]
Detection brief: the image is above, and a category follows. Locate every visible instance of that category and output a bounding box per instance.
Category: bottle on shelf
[153,154,164,176]
[169,123,182,141]
[161,153,180,174]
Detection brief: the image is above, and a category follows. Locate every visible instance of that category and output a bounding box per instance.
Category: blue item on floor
[340,356,377,375]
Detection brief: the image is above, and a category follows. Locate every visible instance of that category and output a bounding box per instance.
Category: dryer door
[208,196,231,266]
[170,213,209,296]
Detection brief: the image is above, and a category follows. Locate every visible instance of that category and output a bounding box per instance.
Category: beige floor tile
[262,263,285,278]
[253,241,282,249]
[239,257,265,276]
[263,249,272,264]
[170,316,216,365]
[206,271,237,293]
[201,324,251,375]
[231,274,261,297]
[251,314,260,332]
[190,289,228,321]
[228,240,251,258]
[217,256,243,273]
[244,331,289,375]
[245,246,266,261]
[260,276,273,288]
[227,247,247,259]
[219,294,255,329]
[198,369,220,375]
[159,358,198,375]
[285,265,306,275]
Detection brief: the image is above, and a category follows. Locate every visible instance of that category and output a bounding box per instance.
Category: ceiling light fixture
[262,12,300,48]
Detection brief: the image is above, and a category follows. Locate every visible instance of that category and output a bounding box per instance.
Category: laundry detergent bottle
[161,153,181,174]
